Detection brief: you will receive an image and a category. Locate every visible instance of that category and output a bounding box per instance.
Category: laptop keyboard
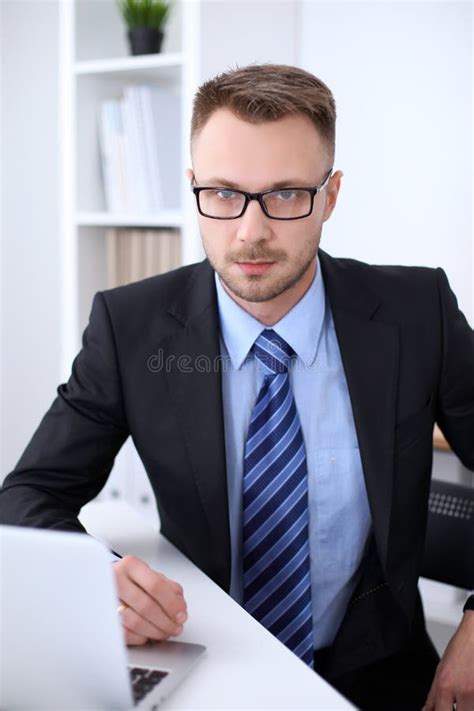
[129,666,169,706]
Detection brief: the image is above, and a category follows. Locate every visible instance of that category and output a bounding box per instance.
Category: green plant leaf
[117,0,171,30]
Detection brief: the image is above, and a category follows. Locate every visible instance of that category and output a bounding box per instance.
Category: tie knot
[253,330,294,374]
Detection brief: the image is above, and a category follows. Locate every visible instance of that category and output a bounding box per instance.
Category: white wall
[198,1,298,79]
[0,1,61,478]
[298,0,472,324]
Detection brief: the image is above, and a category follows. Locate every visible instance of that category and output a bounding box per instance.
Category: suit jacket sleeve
[0,292,129,532]
[436,267,474,470]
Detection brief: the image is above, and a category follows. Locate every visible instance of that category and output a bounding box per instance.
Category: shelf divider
[75,52,184,76]
[76,211,184,229]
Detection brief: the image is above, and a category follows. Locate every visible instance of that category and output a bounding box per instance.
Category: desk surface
[79,501,353,710]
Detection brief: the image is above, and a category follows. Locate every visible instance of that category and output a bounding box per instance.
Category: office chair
[421,479,474,590]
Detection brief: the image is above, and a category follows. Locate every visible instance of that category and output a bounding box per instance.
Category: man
[1,64,473,710]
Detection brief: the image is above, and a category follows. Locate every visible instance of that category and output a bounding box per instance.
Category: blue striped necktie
[242,329,314,668]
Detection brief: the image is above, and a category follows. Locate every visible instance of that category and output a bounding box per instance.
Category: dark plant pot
[127,28,164,56]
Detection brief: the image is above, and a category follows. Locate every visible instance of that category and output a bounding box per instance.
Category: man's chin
[219,273,292,304]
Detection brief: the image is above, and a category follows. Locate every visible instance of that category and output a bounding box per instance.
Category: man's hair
[190,63,336,163]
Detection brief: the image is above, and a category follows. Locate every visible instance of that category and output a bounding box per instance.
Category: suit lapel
[162,261,231,591]
[319,251,399,573]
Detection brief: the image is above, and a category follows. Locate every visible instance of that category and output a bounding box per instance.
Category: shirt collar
[214,256,326,370]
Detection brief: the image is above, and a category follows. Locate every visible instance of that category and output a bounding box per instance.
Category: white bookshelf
[58,0,204,524]
[57,0,299,523]
[59,0,204,375]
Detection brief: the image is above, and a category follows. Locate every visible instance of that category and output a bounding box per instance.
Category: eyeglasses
[191,168,333,220]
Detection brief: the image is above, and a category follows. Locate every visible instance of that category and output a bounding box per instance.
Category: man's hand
[114,555,188,646]
[423,611,474,711]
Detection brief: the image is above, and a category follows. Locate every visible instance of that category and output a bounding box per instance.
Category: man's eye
[275,190,297,201]
[216,190,238,200]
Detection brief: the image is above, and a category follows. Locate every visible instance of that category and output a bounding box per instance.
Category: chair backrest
[421,479,474,590]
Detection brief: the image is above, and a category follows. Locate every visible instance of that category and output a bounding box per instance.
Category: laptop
[0,524,206,710]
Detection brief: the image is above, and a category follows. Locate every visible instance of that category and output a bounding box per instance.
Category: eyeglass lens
[198,189,312,218]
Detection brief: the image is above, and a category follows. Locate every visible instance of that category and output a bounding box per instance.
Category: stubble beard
[206,240,319,304]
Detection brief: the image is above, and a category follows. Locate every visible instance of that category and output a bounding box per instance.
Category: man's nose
[236,198,272,243]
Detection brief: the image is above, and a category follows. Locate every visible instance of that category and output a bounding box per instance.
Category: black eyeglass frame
[191,168,334,221]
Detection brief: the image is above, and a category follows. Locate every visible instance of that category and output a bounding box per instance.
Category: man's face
[187,108,341,305]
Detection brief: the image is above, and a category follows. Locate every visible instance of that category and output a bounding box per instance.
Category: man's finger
[118,574,184,634]
[120,599,184,640]
[124,629,149,646]
[162,574,184,596]
[457,692,474,711]
[114,556,188,637]
[127,559,187,622]
[432,687,457,711]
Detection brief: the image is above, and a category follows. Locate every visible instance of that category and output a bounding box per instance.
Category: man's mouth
[236,261,275,275]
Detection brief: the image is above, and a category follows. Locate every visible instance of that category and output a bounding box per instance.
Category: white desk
[79,501,354,710]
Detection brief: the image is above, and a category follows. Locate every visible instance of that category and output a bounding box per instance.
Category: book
[98,100,127,212]
[120,91,145,213]
[150,86,181,210]
[105,228,181,288]
[98,84,181,214]
[133,86,164,212]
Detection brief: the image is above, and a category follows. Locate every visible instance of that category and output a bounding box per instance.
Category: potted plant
[117,0,171,56]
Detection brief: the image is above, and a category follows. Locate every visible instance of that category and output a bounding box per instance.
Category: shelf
[74,52,184,79]
[76,211,184,228]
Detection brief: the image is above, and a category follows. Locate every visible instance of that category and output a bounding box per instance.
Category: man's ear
[185,168,194,183]
[323,170,343,222]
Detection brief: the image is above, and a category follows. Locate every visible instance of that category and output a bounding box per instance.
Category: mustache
[225,248,287,263]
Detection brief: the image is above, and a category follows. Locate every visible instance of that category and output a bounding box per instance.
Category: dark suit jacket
[1,250,473,678]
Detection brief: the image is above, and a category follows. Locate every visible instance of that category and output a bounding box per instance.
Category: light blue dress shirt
[215,258,372,650]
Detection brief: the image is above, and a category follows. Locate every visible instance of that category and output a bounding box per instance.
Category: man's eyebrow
[200,177,313,190]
